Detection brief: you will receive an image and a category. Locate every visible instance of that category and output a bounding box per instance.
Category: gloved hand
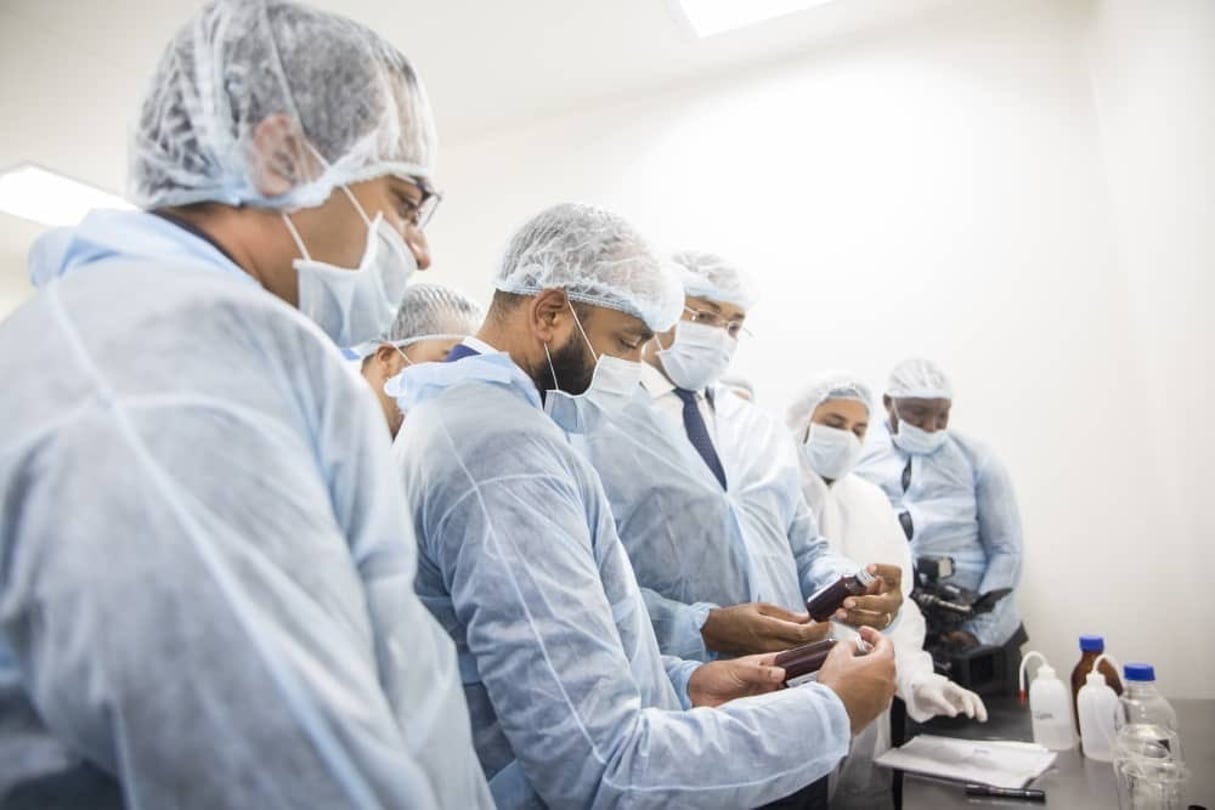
[909,675,988,722]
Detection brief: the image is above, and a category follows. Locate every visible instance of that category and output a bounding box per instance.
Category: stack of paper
[874,735,1057,789]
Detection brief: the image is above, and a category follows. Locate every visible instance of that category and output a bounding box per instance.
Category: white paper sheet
[874,734,1057,789]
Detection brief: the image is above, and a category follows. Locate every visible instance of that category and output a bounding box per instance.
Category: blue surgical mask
[543,303,643,433]
[892,419,948,455]
[655,321,737,391]
[803,423,863,480]
[284,185,417,347]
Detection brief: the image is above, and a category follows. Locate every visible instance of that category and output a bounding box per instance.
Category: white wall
[1081,0,1215,695]
[425,0,1214,696]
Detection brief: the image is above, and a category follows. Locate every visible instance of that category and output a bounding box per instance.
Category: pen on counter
[964,784,1046,802]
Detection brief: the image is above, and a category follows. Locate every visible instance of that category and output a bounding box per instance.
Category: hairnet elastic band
[152,160,436,213]
[351,333,467,359]
[887,389,952,400]
[492,281,678,333]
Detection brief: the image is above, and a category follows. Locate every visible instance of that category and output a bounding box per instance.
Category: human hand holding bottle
[833,564,903,630]
[687,652,787,707]
[817,627,897,734]
[700,602,831,655]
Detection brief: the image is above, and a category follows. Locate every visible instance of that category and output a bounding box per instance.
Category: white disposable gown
[799,459,941,809]
[0,210,491,809]
[572,383,858,660]
[390,350,852,809]
[854,421,1023,645]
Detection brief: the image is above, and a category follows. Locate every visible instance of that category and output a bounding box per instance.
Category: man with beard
[387,202,898,809]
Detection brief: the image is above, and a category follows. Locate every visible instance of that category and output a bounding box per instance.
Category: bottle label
[787,672,821,688]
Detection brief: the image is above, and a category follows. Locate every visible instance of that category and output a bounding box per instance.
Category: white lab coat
[798,453,939,810]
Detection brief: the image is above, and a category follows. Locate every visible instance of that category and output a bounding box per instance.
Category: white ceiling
[0,0,965,296]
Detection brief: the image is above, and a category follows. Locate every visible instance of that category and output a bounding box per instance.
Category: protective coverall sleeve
[0,275,489,809]
[422,434,851,809]
[641,588,717,662]
[789,494,862,602]
[661,656,701,710]
[965,452,1023,644]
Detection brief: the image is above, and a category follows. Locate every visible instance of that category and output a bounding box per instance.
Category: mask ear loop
[280,212,312,261]
[338,184,374,228]
[391,344,413,367]
[566,298,599,361]
[544,343,559,391]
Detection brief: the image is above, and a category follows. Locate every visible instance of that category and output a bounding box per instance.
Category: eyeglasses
[419,186,442,230]
[684,306,751,339]
[402,178,443,230]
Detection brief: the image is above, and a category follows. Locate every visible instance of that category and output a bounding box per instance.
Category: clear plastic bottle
[1070,635,1122,732]
[1078,668,1119,762]
[1018,651,1076,751]
[1115,663,1182,762]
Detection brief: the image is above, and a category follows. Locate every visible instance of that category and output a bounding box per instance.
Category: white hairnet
[494,203,683,332]
[669,250,758,311]
[351,283,483,359]
[785,372,874,436]
[131,0,437,210]
[887,357,953,400]
[387,283,483,345]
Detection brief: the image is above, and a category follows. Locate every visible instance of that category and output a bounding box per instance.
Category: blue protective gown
[854,419,1023,645]
[571,381,858,661]
[390,350,852,809]
[0,210,491,808]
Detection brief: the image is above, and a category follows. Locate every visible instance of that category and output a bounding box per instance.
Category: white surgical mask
[892,419,948,455]
[803,423,863,481]
[543,303,643,434]
[656,320,737,391]
[284,185,417,347]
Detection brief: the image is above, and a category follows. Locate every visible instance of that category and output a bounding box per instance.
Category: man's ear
[650,322,677,353]
[529,289,570,344]
[249,113,311,198]
[373,344,409,377]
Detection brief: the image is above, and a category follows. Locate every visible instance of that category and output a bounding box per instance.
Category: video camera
[912,556,1014,696]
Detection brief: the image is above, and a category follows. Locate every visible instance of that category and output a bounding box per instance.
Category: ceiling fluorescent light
[0,163,134,228]
[679,0,842,38]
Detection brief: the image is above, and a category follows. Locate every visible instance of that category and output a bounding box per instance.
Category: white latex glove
[908,675,988,722]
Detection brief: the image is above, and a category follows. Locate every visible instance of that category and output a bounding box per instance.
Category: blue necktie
[445,343,481,362]
[674,388,727,489]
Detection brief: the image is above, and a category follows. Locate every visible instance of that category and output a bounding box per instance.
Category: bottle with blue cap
[1070,635,1122,733]
[1115,663,1183,762]
[1112,663,1187,805]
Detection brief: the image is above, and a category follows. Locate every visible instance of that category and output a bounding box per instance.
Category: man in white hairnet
[389,203,898,809]
[353,283,484,436]
[855,358,1026,688]
[571,250,904,808]
[787,372,987,809]
[576,251,903,659]
[0,1,491,807]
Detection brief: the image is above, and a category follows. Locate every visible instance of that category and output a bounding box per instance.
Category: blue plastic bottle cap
[1079,635,1104,652]
[1124,663,1155,682]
